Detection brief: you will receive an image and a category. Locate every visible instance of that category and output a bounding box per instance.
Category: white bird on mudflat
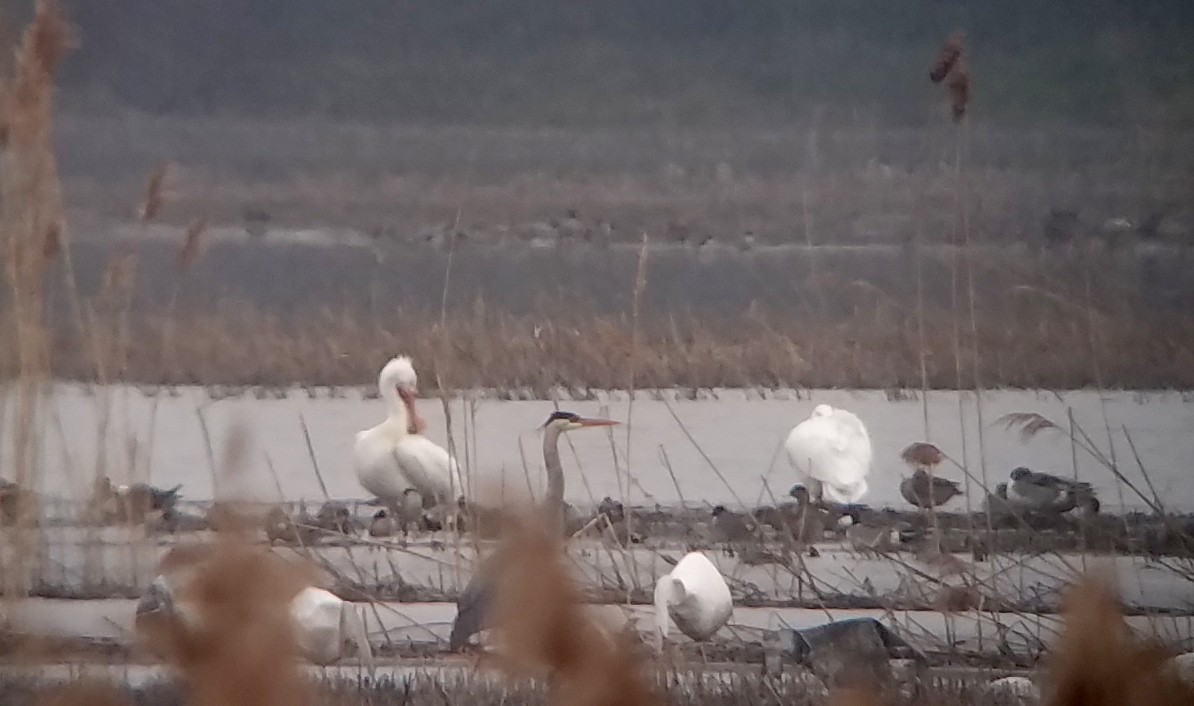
[354,355,462,510]
[784,404,873,504]
[653,551,733,647]
[134,546,372,666]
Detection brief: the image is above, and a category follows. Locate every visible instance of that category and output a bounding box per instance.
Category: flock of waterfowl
[2,354,1180,677]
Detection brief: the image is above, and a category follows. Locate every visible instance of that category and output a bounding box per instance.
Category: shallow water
[4,385,1192,513]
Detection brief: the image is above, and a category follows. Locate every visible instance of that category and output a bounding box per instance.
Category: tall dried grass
[20,293,1193,390]
[483,507,659,706]
[0,0,74,597]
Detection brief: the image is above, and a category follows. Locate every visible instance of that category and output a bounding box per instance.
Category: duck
[1007,467,1099,514]
[367,508,397,538]
[900,469,963,509]
[710,505,760,556]
[785,404,873,504]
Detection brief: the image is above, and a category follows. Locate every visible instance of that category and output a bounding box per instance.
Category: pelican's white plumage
[784,403,873,504]
[653,551,733,644]
[354,355,462,507]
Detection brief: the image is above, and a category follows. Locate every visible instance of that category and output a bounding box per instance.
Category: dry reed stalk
[0,0,75,598]
[137,160,170,222]
[1044,574,1194,706]
[946,59,971,123]
[486,508,659,706]
[176,215,207,270]
[138,540,315,706]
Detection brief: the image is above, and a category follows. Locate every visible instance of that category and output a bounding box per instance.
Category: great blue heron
[448,410,619,652]
[653,551,733,649]
[354,355,462,511]
[784,404,873,504]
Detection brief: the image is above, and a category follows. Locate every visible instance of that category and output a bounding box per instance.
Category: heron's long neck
[542,425,565,529]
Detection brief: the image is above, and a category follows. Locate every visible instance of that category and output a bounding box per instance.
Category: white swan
[653,551,733,647]
[134,547,372,666]
[354,355,462,509]
[784,403,873,504]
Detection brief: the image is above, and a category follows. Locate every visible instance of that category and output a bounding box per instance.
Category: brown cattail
[929,32,964,83]
[486,510,659,706]
[1046,574,1194,706]
[946,59,971,122]
[176,216,207,270]
[900,441,944,469]
[138,160,171,221]
[25,0,76,76]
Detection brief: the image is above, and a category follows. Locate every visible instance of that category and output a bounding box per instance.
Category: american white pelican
[355,355,462,510]
[653,551,733,647]
[1007,467,1099,514]
[134,547,372,666]
[784,404,873,504]
[449,410,619,651]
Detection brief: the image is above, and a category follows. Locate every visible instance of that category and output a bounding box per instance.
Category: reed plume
[138,160,171,221]
[929,32,970,123]
[929,32,963,83]
[177,216,208,270]
[486,508,658,706]
[946,59,971,123]
[1044,574,1194,706]
[0,0,75,598]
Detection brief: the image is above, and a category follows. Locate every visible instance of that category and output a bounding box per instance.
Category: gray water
[4,385,1192,512]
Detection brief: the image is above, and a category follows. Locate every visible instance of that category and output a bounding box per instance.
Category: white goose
[653,551,733,647]
[354,355,462,509]
[784,403,873,504]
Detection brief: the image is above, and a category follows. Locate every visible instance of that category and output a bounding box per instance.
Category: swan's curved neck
[380,382,413,434]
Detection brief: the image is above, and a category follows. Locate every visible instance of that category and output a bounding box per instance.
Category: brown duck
[900,469,963,509]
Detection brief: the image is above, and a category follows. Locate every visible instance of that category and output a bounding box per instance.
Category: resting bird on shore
[900,469,963,509]
[449,410,619,652]
[134,545,372,666]
[1007,467,1100,514]
[654,551,733,648]
[368,508,396,538]
[355,355,462,511]
[785,404,873,504]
